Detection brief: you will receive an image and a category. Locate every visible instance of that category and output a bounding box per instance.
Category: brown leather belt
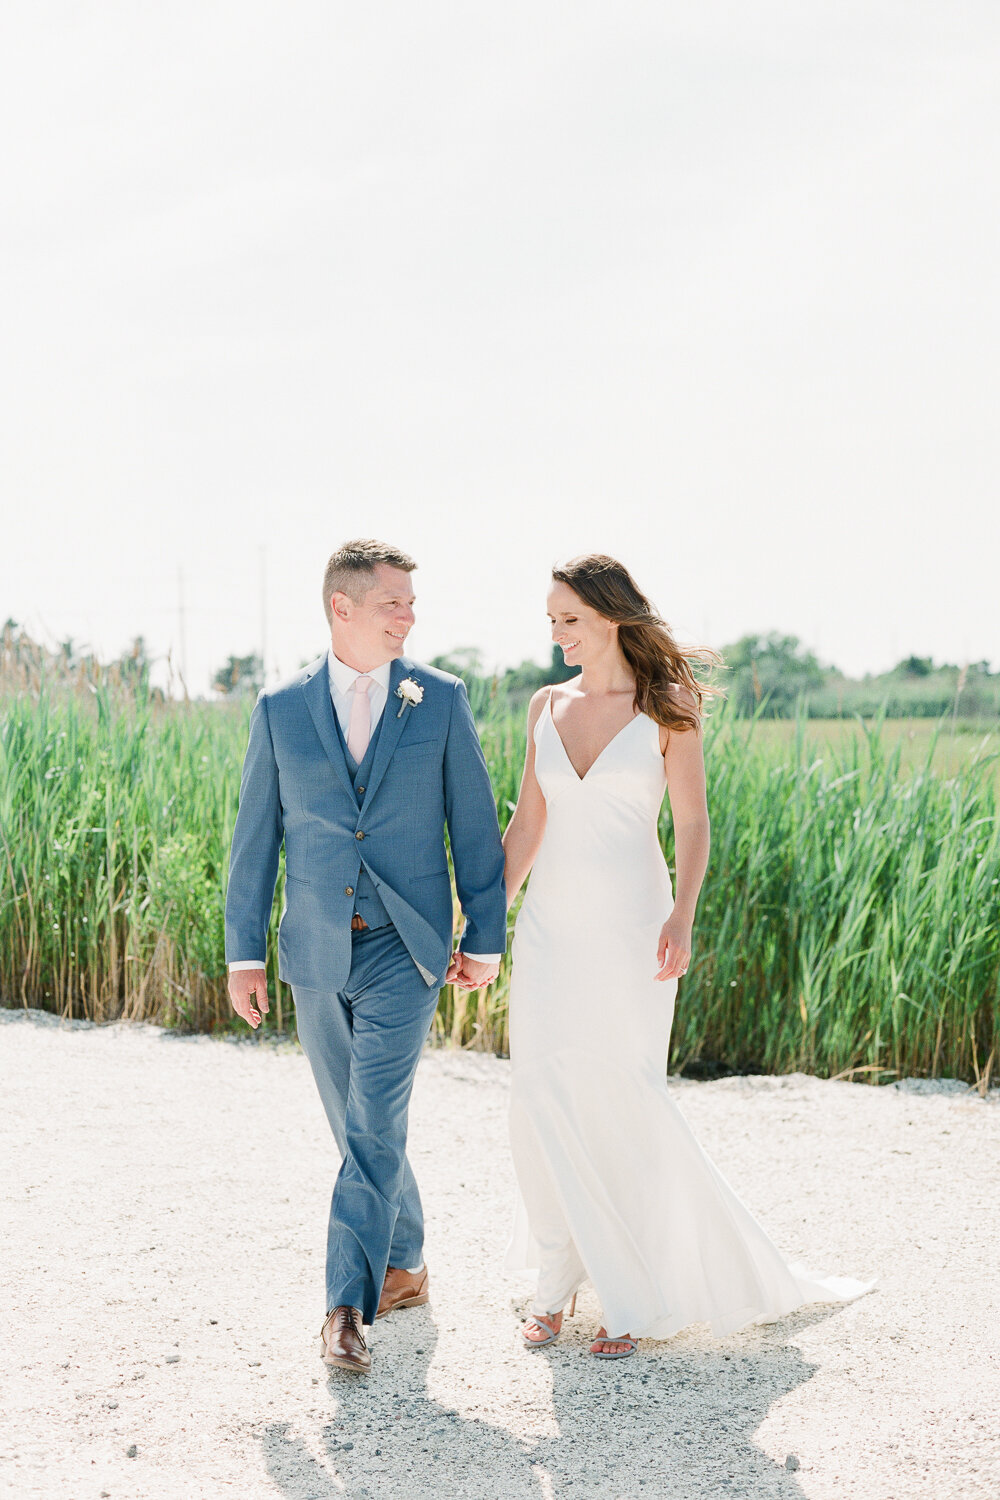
[350,913,369,932]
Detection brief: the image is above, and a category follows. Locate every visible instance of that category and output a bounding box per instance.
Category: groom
[225,539,506,1374]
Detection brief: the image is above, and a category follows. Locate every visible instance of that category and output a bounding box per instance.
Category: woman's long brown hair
[551,554,724,733]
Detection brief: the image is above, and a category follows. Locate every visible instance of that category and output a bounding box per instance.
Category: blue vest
[333,706,393,931]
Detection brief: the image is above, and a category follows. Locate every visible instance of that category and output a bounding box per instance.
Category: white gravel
[2,1008,998,1500]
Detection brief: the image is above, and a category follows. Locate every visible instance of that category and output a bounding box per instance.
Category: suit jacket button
[357,785,365,794]
[355,830,365,840]
[345,886,354,896]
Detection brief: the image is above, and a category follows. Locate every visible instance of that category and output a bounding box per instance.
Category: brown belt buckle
[351,914,368,932]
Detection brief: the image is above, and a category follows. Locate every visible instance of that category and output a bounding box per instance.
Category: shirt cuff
[228,960,266,971]
[460,952,502,965]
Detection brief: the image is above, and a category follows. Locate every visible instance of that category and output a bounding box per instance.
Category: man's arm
[225,692,283,1027]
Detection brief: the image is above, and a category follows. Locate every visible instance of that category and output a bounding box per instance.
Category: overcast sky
[2,1,998,694]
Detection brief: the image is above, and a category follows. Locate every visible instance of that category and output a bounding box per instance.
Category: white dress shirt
[326,648,391,739]
[229,649,500,970]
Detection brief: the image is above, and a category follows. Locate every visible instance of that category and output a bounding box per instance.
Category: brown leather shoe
[319,1306,371,1373]
[376,1264,430,1319]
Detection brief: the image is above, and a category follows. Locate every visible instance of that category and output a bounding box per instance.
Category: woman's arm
[501,688,550,907]
[655,687,710,981]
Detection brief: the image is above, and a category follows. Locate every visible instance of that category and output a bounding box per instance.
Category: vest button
[357,785,365,794]
[345,886,354,896]
[355,830,365,840]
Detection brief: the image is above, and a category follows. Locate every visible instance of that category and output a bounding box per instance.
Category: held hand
[445,951,464,984]
[228,967,269,1029]
[449,953,500,991]
[655,917,692,983]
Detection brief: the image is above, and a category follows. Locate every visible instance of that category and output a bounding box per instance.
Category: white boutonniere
[395,677,424,718]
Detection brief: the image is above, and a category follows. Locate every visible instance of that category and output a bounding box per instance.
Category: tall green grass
[665,712,1000,1086]
[2,682,997,1084]
[0,683,245,1028]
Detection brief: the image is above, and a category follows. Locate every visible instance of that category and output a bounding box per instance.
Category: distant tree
[499,646,580,705]
[429,648,485,685]
[546,644,580,685]
[430,645,579,708]
[720,633,830,716]
[213,653,263,696]
[213,653,262,697]
[895,655,934,677]
[946,660,1000,719]
[0,619,21,677]
[117,635,152,689]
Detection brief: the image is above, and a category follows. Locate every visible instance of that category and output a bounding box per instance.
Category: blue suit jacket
[224,653,507,991]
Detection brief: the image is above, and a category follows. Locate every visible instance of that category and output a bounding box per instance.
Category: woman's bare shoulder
[526,685,553,729]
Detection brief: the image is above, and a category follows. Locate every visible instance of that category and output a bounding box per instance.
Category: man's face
[330,564,416,667]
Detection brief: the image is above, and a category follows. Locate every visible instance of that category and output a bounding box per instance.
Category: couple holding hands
[226,539,866,1375]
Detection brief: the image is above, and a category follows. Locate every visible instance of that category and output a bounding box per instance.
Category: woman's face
[546,579,616,666]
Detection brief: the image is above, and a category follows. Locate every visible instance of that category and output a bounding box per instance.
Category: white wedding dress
[505,695,871,1338]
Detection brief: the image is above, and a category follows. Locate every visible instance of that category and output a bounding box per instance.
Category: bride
[501,553,870,1359]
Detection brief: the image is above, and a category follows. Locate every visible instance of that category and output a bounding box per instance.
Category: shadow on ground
[260,1303,834,1499]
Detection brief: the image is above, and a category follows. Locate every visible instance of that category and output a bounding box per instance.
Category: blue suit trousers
[292,923,441,1325]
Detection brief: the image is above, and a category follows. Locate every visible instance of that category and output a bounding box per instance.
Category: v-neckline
[546,695,643,782]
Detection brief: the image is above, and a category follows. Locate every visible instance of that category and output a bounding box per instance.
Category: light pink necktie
[346,674,373,764]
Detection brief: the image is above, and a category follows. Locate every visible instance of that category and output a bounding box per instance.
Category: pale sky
[2,1,998,694]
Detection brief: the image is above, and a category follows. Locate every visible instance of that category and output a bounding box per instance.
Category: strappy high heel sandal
[522,1292,577,1348]
[590,1326,638,1359]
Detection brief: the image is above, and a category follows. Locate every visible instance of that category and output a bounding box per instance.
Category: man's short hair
[322,539,417,624]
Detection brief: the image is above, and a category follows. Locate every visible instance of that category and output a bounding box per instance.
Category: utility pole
[177,565,188,689]
[259,545,267,686]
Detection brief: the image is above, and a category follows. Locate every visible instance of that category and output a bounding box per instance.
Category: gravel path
[2,1009,998,1500]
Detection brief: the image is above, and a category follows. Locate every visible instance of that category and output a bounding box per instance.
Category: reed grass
[2,678,997,1084]
[665,710,1000,1087]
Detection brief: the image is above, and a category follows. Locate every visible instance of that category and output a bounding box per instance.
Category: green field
[729,716,1000,786]
[1,685,997,1087]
